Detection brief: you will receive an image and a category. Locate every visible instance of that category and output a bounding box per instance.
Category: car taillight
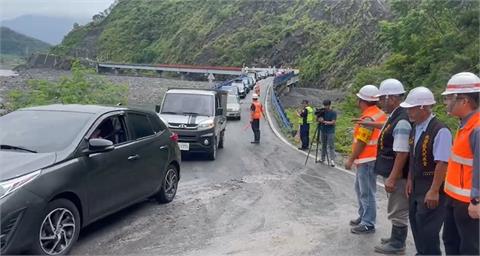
[170,133,179,142]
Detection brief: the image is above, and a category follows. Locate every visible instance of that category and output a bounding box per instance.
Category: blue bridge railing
[271,72,295,130]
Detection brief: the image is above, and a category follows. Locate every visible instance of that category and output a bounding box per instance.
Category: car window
[127,113,155,139]
[227,95,238,103]
[161,93,213,116]
[90,115,127,145]
[0,110,93,153]
[148,114,165,133]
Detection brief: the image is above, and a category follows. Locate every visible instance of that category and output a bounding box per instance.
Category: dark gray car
[0,104,181,255]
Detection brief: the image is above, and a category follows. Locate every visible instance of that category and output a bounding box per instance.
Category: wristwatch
[471,198,480,205]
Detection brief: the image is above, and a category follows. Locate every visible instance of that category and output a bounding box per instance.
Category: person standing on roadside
[370,79,411,254]
[401,87,452,255]
[250,93,264,144]
[297,100,315,150]
[441,72,480,255]
[318,99,337,167]
[346,85,387,234]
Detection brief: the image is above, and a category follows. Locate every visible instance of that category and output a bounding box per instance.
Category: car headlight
[198,120,214,130]
[0,170,41,199]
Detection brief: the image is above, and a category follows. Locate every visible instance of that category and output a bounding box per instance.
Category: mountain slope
[0,27,51,56]
[52,0,390,88]
[2,15,90,45]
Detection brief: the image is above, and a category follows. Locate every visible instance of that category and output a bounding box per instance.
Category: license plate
[178,142,189,151]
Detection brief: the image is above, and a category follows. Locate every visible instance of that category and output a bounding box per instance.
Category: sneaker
[351,224,375,234]
[330,160,335,167]
[349,217,361,226]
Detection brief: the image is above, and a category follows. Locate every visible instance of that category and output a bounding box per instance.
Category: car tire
[218,132,225,149]
[155,164,179,204]
[208,137,217,160]
[30,199,81,255]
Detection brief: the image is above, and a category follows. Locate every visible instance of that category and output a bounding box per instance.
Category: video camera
[315,107,327,118]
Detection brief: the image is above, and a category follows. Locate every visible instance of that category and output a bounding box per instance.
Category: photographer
[317,99,337,167]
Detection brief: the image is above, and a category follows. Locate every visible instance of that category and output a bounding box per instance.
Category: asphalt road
[71,78,415,255]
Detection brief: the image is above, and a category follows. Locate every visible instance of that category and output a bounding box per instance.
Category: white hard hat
[252,94,259,99]
[356,85,380,102]
[377,78,405,96]
[400,86,436,108]
[441,72,480,95]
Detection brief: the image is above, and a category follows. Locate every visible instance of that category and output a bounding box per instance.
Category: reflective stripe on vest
[355,157,377,164]
[353,105,387,164]
[444,111,479,203]
[445,180,471,197]
[450,153,473,166]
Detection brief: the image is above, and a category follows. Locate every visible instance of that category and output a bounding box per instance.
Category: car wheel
[31,199,80,255]
[208,137,217,160]
[218,132,224,149]
[155,164,179,204]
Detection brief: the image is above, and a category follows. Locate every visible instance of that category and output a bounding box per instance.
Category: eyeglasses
[443,95,467,103]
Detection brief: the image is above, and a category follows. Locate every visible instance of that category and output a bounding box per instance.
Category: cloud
[0,0,114,20]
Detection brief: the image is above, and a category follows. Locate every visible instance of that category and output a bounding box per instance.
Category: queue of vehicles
[0,70,270,255]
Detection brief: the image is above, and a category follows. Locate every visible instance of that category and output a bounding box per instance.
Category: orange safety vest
[444,112,480,203]
[353,105,387,164]
[251,101,263,120]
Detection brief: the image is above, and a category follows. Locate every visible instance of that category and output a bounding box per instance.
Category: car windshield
[0,110,93,153]
[162,93,213,116]
[227,95,238,104]
[233,82,244,89]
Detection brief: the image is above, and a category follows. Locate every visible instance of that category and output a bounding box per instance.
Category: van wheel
[208,137,217,160]
[218,132,225,149]
[31,199,80,255]
[155,164,179,204]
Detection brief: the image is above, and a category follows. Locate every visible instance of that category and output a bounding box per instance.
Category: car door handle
[128,154,140,161]
[159,145,168,150]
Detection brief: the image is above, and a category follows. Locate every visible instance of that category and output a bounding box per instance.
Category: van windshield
[161,93,214,116]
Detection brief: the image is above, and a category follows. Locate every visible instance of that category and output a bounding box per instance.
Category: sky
[0,0,115,20]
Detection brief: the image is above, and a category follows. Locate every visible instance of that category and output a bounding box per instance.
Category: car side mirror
[83,138,114,155]
[155,105,161,113]
[216,108,223,116]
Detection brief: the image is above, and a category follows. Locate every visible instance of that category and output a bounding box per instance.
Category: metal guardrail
[271,72,296,130]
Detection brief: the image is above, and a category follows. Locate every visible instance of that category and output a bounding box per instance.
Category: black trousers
[251,119,260,142]
[300,124,310,149]
[443,196,480,255]
[409,192,446,255]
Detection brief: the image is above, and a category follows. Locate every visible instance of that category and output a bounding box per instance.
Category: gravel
[0,68,215,110]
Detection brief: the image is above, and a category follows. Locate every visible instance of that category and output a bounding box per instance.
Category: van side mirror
[216,108,223,116]
[83,138,114,155]
[155,105,161,113]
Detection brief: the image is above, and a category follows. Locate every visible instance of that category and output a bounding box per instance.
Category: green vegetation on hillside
[344,0,479,126]
[0,27,51,57]
[329,0,479,156]
[53,0,388,88]
[6,61,128,111]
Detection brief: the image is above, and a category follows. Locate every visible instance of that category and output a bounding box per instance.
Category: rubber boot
[379,225,394,244]
[374,225,407,255]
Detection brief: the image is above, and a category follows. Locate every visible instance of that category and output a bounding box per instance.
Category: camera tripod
[304,124,330,166]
